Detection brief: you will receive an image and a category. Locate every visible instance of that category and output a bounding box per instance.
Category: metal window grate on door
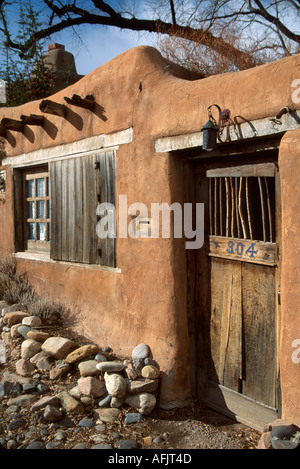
[207,163,277,266]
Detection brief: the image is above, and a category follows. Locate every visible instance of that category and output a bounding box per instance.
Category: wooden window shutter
[49,151,116,267]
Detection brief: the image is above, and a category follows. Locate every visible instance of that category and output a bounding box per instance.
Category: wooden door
[196,160,281,430]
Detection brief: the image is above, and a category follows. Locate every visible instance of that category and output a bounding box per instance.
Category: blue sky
[49,25,155,76]
[2,0,156,76]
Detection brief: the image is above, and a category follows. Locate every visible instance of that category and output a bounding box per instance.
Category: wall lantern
[201,104,231,151]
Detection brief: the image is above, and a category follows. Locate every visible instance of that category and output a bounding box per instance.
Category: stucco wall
[279,129,300,426]
[1,46,300,413]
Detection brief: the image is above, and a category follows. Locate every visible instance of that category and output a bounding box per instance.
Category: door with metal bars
[197,161,281,431]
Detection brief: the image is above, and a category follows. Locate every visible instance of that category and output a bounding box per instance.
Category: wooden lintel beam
[20,114,45,126]
[1,118,24,132]
[64,93,95,110]
[39,99,66,118]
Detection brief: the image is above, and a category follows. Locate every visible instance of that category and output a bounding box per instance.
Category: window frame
[23,168,50,253]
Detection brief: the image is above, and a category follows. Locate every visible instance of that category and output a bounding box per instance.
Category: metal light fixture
[201,104,231,151]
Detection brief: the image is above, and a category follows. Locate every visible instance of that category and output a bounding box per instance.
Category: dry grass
[0,256,66,323]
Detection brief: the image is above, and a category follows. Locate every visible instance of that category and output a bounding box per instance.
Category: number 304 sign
[209,236,277,266]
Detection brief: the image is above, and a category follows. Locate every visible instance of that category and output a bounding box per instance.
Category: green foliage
[0,0,55,107]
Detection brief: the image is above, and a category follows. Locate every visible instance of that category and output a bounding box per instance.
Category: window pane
[27,179,35,198]
[37,222,46,241]
[36,178,45,197]
[27,201,35,219]
[27,223,35,240]
[37,200,46,219]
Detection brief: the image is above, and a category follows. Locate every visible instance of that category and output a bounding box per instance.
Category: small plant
[0,256,66,323]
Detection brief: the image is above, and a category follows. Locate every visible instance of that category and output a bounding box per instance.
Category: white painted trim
[3,127,133,167]
[13,252,122,273]
[155,111,300,153]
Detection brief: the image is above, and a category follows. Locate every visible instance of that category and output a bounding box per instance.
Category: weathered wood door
[196,158,281,430]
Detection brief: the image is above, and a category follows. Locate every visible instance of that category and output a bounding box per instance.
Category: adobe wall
[1,46,300,412]
[278,129,300,427]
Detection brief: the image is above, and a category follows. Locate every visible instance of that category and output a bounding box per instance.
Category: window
[13,151,116,268]
[25,170,50,252]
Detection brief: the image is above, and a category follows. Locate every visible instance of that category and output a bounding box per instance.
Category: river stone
[3,311,29,326]
[96,361,125,372]
[127,378,159,394]
[77,376,106,397]
[58,391,84,414]
[104,372,127,398]
[10,323,22,339]
[125,392,156,415]
[17,325,31,339]
[15,358,36,377]
[7,393,38,407]
[64,344,99,363]
[141,365,160,379]
[22,316,42,327]
[132,343,149,360]
[93,408,121,423]
[41,336,75,359]
[44,404,63,422]
[31,395,60,411]
[27,330,50,342]
[21,339,42,359]
[78,360,100,376]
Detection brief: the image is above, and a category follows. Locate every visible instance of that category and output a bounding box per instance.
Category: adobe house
[0,45,300,431]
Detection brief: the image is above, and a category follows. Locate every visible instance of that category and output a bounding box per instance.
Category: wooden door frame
[183,144,282,430]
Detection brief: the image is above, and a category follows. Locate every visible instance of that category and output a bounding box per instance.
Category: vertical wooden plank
[60,159,69,261]
[67,158,76,262]
[209,258,242,392]
[241,262,277,407]
[209,178,213,235]
[258,176,267,242]
[246,177,253,240]
[74,157,83,262]
[50,160,62,261]
[235,177,242,239]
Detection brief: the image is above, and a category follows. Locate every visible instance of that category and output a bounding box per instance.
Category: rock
[0,339,6,364]
[77,376,106,397]
[104,372,127,398]
[95,353,107,362]
[1,331,12,345]
[144,358,160,369]
[271,424,299,440]
[125,392,156,415]
[26,440,46,450]
[96,361,125,372]
[98,394,112,407]
[10,323,22,339]
[127,378,159,394]
[31,395,60,412]
[123,360,138,380]
[64,344,99,363]
[115,439,138,450]
[272,438,299,449]
[78,360,100,376]
[91,443,113,449]
[22,316,42,327]
[7,417,27,432]
[153,436,163,444]
[143,436,153,447]
[58,391,84,415]
[49,364,70,380]
[41,336,75,359]
[78,418,95,428]
[141,365,160,379]
[44,404,63,422]
[15,358,36,377]
[21,339,41,359]
[93,408,121,423]
[72,443,90,449]
[132,343,149,360]
[7,394,38,407]
[110,396,124,408]
[27,330,50,342]
[3,311,29,326]
[2,371,31,384]
[124,412,143,424]
[0,379,13,397]
[17,325,31,339]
